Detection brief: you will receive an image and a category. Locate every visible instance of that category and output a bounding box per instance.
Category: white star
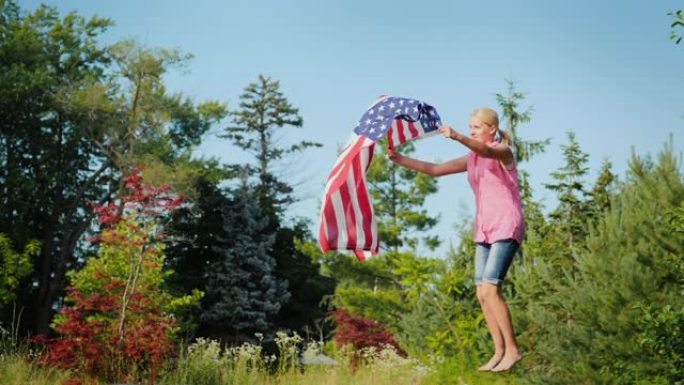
[399,99,405,106]
[365,119,372,125]
[369,109,375,115]
[395,109,402,114]
[378,105,385,111]
[389,102,396,109]
[413,106,419,112]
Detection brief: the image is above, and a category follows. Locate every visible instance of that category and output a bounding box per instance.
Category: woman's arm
[438,125,514,166]
[388,149,467,176]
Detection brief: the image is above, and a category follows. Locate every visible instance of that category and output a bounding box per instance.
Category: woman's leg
[474,243,505,371]
[479,240,522,372]
[476,285,505,371]
[480,283,522,371]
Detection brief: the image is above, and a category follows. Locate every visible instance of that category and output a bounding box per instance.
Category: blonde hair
[470,107,511,145]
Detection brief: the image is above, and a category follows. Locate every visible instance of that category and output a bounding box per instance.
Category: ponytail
[497,129,512,146]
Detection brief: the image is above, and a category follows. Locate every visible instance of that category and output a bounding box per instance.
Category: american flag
[318,96,442,260]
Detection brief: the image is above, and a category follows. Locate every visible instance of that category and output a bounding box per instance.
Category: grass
[0,327,527,385]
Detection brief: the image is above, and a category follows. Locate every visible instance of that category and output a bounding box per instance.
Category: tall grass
[0,324,528,385]
[160,332,429,385]
[0,322,70,385]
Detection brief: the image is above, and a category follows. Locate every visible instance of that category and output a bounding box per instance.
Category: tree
[522,142,684,384]
[200,181,289,343]
[544,131,591,249]
[222,74,320,218]
[495,80,549,165]
[0,2,114,333]
[495,80,550,269]
[670,9,684,45]
[0,1,226,334]
[589,158,616,216]
[39,171,199,384]
[367,140,440,253]
[164,172,230,336]
[0,234,36,307]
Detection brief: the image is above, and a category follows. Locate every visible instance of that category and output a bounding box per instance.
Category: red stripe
[353,148,374,250]
[396,120,406,145]
[327,137,365,180]
[407,121,419,139]
[387,129,395,149]
[318,216,329,252]
[338,181,357,249]
[366,143,375,171]
[322,195,338,251]
[354,250,367,261]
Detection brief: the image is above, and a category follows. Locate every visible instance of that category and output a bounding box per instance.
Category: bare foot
[478,353,504,371]
[490,351,522,372]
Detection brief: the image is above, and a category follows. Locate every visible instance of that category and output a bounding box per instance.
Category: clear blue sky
[23,0,684,257]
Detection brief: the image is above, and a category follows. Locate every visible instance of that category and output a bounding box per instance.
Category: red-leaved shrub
[331,308,406,368]
[35,169,184,384]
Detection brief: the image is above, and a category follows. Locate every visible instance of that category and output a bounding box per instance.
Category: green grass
[0,332,528,385]
[0,354,70,385]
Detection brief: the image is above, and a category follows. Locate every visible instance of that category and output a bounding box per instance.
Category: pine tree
[589,158,616,217]
[201,181,289,342]
[523,142,684,384]
[367,140,440,253]
[495,80,549,164]
[222,75,320,218]
[544,131,591,249]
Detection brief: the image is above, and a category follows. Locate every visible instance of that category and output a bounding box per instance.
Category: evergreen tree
[164,173,229,335]
[495,80,549,268]
[269,222,336,338]
[311,139,442,344]
[495,80,549,164]
[367,140,440,253]
[222,75,320,218]
[523,142,684,384]
[590,158,616,216]
[670,9,684,45]
[200,181,289,342]
[544,131,591,249]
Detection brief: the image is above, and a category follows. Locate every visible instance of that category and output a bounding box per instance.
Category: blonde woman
[388,107,524,372]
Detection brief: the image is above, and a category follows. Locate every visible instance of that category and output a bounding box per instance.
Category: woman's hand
[438,124,458,140]
[387,148,400,161]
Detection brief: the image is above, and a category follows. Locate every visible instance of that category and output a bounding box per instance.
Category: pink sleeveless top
[467,142,525,244]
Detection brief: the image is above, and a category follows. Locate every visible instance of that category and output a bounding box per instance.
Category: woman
[388,107,524,372]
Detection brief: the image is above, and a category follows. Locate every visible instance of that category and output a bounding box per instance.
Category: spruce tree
[544,131,591,249]
[201,181,289,342]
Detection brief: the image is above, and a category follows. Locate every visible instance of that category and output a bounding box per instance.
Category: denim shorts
[474,239,520,286]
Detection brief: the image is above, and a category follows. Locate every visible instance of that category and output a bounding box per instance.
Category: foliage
[544,131,591,248]
[518,142,684,384]
[0,234,36,306]
[368,140,440,252]
[0,0,226,334]
[222,74,320,217]
[37,171,200,384]
[670,9,684,44]
[200,181,289,342]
